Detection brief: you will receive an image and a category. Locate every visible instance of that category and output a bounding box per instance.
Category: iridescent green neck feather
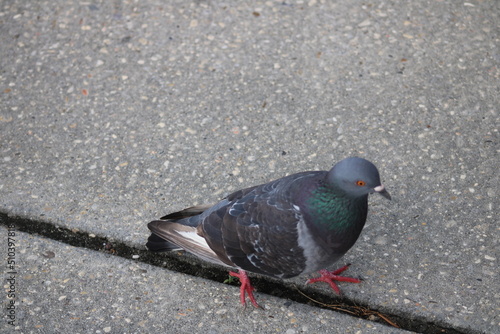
[306,184,367,232]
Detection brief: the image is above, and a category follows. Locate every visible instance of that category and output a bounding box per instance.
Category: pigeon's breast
[296,214,343,274]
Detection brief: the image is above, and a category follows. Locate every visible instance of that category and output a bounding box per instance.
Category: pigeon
[147,157,390,308]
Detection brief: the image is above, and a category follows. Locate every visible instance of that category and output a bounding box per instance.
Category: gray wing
[199,172,319,279]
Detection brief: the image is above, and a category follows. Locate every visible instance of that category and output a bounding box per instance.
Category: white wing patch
[178,230,211,250]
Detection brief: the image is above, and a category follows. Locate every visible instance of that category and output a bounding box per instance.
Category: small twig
[296,288,400,328]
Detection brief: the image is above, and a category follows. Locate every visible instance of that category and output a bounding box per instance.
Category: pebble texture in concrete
[1,0,498,333]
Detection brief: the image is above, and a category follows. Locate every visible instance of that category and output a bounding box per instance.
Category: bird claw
[229,270,263,309]
[306,264,361,294]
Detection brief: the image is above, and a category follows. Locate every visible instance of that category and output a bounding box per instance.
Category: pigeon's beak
[374,185,391,200]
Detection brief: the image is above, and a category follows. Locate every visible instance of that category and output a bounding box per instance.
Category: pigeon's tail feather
[146,233,181,252]
[160,204,213,221]
[147,220,228,267]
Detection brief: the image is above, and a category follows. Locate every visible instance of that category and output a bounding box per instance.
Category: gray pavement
[1,0,498,333]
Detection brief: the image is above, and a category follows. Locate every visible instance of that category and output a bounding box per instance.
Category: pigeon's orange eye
[356,180,366,186]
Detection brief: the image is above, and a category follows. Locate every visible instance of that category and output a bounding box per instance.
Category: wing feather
[199,172,320,278]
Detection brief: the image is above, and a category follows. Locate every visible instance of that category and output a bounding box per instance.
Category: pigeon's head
[328,157,391,200]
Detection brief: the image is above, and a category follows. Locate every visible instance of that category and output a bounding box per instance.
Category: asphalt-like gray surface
[1,0,498,333]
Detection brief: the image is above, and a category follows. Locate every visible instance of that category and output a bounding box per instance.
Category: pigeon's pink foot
[306,264,361,294]
[229,270,262,308]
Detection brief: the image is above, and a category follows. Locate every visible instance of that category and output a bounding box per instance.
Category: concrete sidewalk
[1,0,498,333]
